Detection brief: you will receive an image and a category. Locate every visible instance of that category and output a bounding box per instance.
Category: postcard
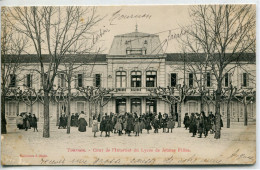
[1,4,256,165]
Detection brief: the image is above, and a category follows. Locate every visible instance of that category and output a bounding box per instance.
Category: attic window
[125,40,130,45]
[144,40,148,44]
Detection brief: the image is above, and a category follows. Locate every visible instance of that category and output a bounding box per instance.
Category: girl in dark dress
[145,117,152,134]
[183,113,190,130]
[31,114,38,132]
[152,117,160,133]
[100,116,106,137]
[126,114,134,136]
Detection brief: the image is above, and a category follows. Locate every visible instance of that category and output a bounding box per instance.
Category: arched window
[146,71,157,87]
[131,71,141,88]
[116,71,126,88]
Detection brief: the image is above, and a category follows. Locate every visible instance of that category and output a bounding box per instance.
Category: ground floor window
[131,98,141,115]
[116,98,126,114]
[76,102,84,114]
[146,98,156,114]
[8,102,16,116]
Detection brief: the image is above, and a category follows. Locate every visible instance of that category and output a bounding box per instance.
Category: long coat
[78,118,87,132]
[31,117,37,128]
[100,119,106,132]
[134,119,141,133]
[183,115,190,128]
[145,119,152,130]
[189,116,197,133]
[126,117,134,131]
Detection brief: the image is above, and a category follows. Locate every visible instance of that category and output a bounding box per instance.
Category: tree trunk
[178,102,182,127]
[244,99,248,126]
[67,83,71,134]
[214,82,222,139]
[100,102,103,118]
[1,95,7,134]
[43,91,50,138]
[227,100,231,128]
[30,101,33,114]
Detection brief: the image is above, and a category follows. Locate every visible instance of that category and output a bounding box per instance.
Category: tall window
[95,74,101,87]
[26,74,32,87]
[188,73,193,87]
[116,71,126,88]
[131,71,141,87]
[171,73,177,87]
[58,74,66,88]
[9,74,16,87]
[146,71,157,87]
[78,74,83,87]
[224,73,229,87]
[8,102,16,116]
[206,72,211,87]
[242,73,248,87]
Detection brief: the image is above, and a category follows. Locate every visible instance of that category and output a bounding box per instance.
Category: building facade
[4,29,256,124]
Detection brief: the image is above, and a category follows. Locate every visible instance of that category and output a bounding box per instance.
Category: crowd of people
[68,111,223,138]
[184,111,223,138]
[16,112,38,132]
[15,110,222,138]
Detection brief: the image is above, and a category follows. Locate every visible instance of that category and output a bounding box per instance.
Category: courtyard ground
[1,122,256,165]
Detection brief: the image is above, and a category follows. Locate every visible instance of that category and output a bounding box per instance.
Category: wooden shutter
[247,73,249,87]
[58,74,61,87]
[240,73,243,87]
[93,74,96,87]
[228,73,232,86]
[100,74,102,87]
[74,74,78,88]
[30,74,33,88]
[24,75,27,87]
[176,73,178,86]
[168,73,171,87]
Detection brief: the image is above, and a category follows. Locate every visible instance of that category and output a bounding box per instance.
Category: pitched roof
[2,54,107,63]
[108,31,164,56]
[166,53,256,62]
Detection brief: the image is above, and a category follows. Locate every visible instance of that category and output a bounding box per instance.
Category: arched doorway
[131,98,141,115]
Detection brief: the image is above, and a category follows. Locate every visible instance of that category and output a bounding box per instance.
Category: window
[78,74,83,87]
[224,73,230,87]
[188,73,193,87]
[9,74,16,87]
[206,72,211,87]
[131,71,141,87]
[171,73,177,87]
[58,74,66,88]
[242,73,248,87]
[95,74,101,87]
[8,102,16,116]
[146,71,157,87]
[116,71,126,88]
[26,74,32,87]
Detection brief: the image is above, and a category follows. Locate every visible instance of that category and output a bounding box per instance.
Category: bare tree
[234,88,255,126]
[183,5,255,139]
[1,8,27,134]
[6,6,102,137]
[150,85,195,127]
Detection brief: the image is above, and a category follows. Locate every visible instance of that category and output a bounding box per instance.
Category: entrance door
[116,98,126,114]
[146,98,157,114]
[77,102,84,114]
[131,98,141,115]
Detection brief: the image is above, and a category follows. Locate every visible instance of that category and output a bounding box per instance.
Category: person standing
[183,113,190,130]
[126,114,134,136]
[23,113,29,131]
[92,116,99,137]
[100,116,106,137]
[28,113,32,129]
[134,117,141,136]
[115,115,123,136]
[71,113,75,127]
[16,113,23,129]
[197,112,205,138]
[167,116,175,133]
[190,113,197,137]
[78,112,87,132]
[31,114,38,132]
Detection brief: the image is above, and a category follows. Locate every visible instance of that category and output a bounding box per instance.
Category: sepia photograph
[1,4,257,165]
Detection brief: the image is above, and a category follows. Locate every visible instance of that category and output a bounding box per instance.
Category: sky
[93,5,191,54]
[3,5,192,55]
